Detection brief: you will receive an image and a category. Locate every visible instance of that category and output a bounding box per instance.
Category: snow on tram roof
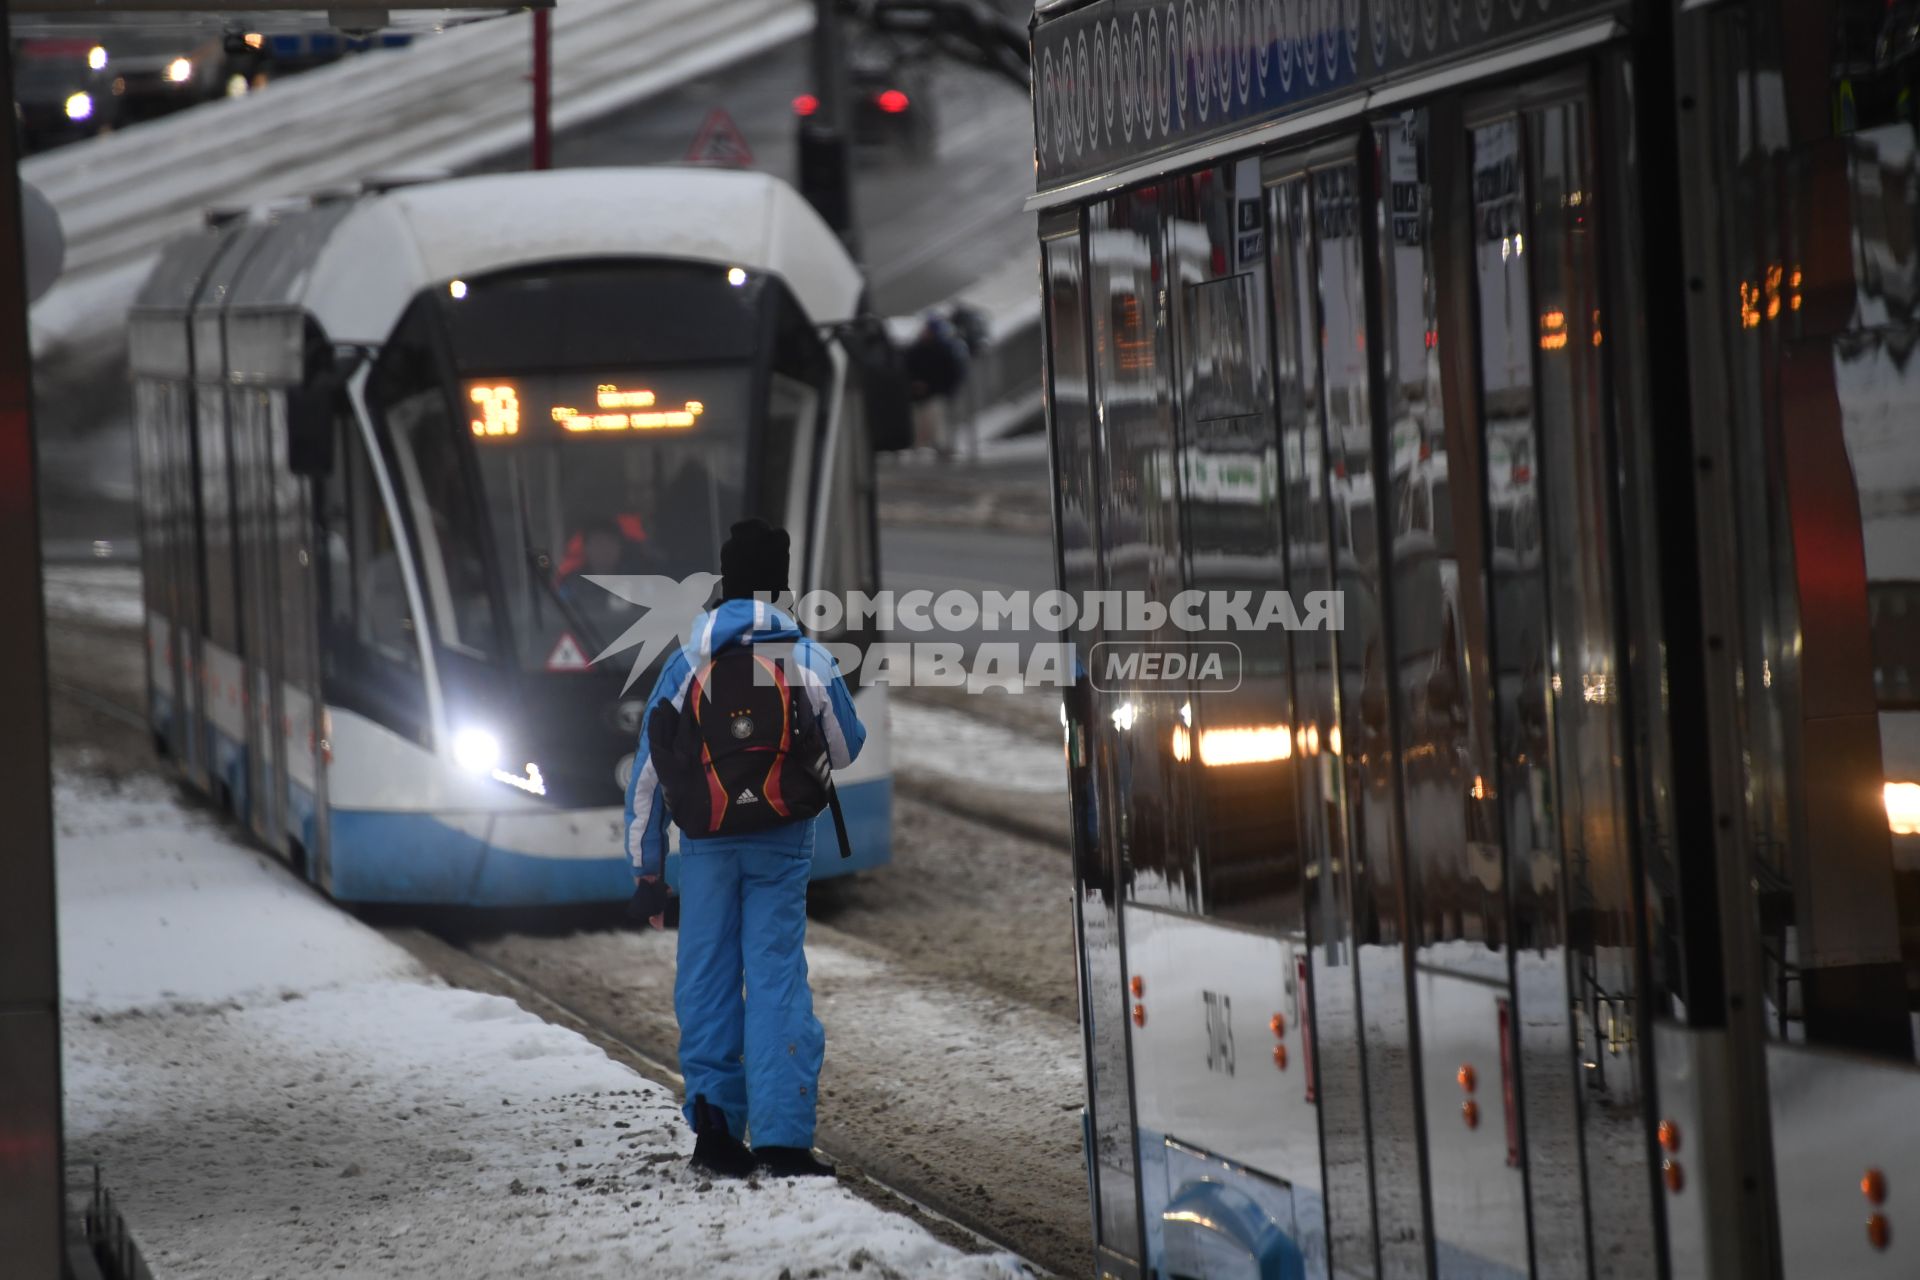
[302,167,863,343]
[135,167,863,357]
[386,167,858,314]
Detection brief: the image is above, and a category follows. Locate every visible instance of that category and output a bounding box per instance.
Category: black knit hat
[719,519,790,601]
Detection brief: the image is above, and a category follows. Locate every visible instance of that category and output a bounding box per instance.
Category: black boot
[687,1097,754,1179]
[756,1145,836,1178]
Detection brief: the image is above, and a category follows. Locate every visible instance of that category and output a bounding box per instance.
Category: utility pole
[799,0,860,259]
[531,6,552,170]
[0,0,65,1269]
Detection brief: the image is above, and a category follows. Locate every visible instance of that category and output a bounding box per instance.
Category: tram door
[271,385,329,879]
[1446,79,1663,1280]
[1046,210,1148,1278]
[148,378,204,786]
[232,380,288,856]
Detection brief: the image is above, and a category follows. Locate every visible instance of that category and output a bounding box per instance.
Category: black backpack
[647,645,848,852]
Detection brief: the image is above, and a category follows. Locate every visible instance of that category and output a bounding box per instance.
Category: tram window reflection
[1168,160,1300,930]
[1273,166,1379,1277]
[1528,95,1663,1280]
[1470,110,1593,1280]
[1090,185,1196,914]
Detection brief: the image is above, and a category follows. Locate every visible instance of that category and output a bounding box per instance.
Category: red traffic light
[876,88,910,114]
[792,93,820,117]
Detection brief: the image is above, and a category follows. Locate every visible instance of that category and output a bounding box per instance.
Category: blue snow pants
[674,828,824,1149]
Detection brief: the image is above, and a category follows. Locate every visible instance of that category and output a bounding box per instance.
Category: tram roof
[131,167,864,373]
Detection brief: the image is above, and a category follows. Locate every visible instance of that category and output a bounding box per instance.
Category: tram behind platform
[1030,0,1920,1276]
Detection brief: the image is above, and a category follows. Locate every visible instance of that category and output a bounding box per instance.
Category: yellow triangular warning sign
[545,632,591,672]
[686,107,754,168]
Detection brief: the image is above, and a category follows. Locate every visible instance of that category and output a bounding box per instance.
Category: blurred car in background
[93,21,233,115]
[11,12,425,154]
[13,35,122,148]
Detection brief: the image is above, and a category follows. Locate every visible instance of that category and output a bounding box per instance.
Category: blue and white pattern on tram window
[1031,0,1621,187]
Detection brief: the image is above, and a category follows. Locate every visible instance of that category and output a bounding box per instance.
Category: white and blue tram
[1032,0,1920,1276]
[129,168,899,906]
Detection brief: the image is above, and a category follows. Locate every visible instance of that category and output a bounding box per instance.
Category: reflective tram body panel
[1031,0,1920,1276]
[129,169,895,906]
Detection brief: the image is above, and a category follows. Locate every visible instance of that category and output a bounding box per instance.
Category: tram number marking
[1203,990,1236,1077]
[469,384,521,437]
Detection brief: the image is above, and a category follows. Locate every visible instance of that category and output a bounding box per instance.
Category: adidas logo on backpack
[735,788,758,805]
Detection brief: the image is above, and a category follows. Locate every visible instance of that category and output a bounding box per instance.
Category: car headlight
[65,92,93,122]
[88,45,107,71]
[167,57,193,83]
[452,727,502,774]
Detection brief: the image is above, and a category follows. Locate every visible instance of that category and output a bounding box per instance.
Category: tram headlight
[453,726,502,775]
[1889,781,1920,836]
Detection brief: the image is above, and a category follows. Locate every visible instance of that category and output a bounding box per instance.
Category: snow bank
[889,701,1065,795]
[42,565,146,631]
[58,770,1028,1278]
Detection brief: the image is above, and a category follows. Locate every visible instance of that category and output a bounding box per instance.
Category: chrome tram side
[129,168,901,907]
[1031,1,1920,1276]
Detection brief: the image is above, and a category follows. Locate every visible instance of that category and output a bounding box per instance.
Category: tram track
[44,605,1089,1277]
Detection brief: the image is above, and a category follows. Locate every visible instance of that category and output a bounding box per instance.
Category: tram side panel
[190,310,249,817]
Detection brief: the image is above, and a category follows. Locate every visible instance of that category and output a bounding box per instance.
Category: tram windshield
[467,367,748,672]
[405,261,819,673]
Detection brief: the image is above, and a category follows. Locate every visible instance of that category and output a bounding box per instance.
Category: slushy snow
[888,701,1065,794]
[58,768,1029,1278]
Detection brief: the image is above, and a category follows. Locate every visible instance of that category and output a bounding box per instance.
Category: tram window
[1089,185,1196,914]
[1166,159,1302,929]
[760,289,831,532]
[197,393,240,654]
[366,313,500,662]
[766,373,817,532]
[813,382,876,611]
[272,393,314,698]
[1271,166,1379,1275]
[309,393,428,740]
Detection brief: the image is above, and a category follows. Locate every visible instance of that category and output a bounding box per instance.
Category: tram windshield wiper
[523,546,605,662]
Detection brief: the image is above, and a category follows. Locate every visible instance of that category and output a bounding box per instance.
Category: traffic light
[796,121,857,254]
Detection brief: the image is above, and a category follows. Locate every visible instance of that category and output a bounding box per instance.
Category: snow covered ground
[889,701,1065,795]
[57,767,1031,1278]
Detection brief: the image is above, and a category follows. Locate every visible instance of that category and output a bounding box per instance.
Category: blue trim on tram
[326,776,892,906]
[208,722,247,812]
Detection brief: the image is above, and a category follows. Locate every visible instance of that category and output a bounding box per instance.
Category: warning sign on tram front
[686,107,754,168]
[545,632,591,672]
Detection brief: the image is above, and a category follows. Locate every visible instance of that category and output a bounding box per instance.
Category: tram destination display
[463,374,713,439]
